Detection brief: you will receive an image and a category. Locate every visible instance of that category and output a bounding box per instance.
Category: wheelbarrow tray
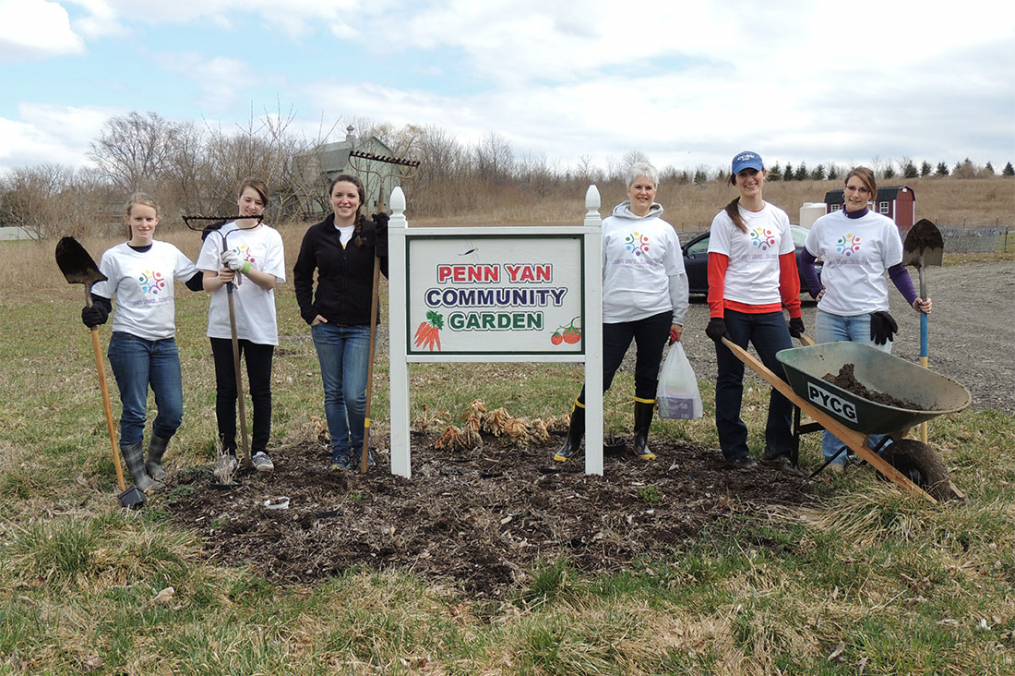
[777,342,971,435]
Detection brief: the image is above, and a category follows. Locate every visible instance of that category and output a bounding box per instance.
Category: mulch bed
[169,434,818,597]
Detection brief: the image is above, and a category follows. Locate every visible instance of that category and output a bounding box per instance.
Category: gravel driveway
[651,262,1015,414]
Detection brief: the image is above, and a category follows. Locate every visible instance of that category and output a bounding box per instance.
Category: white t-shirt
[708,202,795,306]
[92,241,198,341]
[806,209,903,316]
[602,203,688,324]
[197,222,286,345]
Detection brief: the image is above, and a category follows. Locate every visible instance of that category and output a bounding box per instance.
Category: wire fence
[936,226,1009,254]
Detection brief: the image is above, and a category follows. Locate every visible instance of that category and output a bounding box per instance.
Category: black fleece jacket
[293,214,388,326]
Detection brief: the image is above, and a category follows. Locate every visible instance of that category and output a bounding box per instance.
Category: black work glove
[81,303,108,328]
[870,311,898,345]
[788,316,805,339]
[705,317,731,344]
[371,212,389,258]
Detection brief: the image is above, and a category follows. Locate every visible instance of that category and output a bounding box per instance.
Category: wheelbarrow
[722,338,970,504]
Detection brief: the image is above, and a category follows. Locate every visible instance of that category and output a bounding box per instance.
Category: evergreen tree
[920,161,932,176]
[693,168,708,184]
[827,165,839,180]
[936,162,949,176]
[883,164,896,179]
[1003,162,1014,177]
[783,162,794,181]
[795,162,808,181]
[768,163,782,181]
[984,162,995,175]
[903,160,919,178]
[810,164,826,180]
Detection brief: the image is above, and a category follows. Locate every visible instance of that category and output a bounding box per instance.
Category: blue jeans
[814,310,892,464]
[714,310,794,461]
[107,332,184,447]
[311,323,371,459]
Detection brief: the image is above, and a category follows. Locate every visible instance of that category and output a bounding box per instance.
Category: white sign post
[387,185,604,477]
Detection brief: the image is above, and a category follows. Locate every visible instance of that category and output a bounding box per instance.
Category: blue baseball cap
[732,151,764,175]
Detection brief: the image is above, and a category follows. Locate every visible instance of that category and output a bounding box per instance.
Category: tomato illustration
[551,332,564,345]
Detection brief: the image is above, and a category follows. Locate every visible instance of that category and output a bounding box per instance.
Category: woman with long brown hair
[293,174,388,470]
[197,178,286,473]
[705,151,803,470]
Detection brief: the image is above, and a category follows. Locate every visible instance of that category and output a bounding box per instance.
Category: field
[1,187,1014,673]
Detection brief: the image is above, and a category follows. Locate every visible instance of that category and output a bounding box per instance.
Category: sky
[1,0,1013,178]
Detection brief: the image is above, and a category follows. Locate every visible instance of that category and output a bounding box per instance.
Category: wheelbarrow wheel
[880,440,951,500]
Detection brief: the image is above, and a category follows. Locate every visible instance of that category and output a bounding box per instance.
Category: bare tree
[88,111,184,193]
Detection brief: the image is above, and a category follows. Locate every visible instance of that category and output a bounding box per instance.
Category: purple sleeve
[798,249,823,298]
[888,264,918,305]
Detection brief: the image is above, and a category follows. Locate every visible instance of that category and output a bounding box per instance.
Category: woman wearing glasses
[799,166,932,472]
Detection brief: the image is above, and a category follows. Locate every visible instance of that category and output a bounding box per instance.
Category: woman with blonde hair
[81,193,204,492]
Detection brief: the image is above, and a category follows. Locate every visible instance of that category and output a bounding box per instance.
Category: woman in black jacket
[294,174,387,470]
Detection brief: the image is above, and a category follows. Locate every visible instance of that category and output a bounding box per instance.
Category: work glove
[81,303,108,328]
[669,326,682,344]
[705,317,731,344]
[870,311,898,346]
[788,317,805,339]
[221,250,247,272]
[371,212,389,258]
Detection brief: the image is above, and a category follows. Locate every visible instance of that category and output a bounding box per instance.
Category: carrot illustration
[414,310,444,351]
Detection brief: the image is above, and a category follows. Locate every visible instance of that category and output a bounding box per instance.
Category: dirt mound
[170,435,816,597]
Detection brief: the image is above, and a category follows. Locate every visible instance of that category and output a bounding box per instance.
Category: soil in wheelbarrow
[168,434,817,597]
[823,363,925,410]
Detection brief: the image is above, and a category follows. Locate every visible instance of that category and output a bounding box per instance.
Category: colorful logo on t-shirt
[836,233,862,256]
[625,232,649,256]
[750,227,777,250]
[138,270,167,295]
[231,245,256,264]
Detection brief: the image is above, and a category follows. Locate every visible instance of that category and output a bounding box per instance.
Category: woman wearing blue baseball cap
[704,151,804,471]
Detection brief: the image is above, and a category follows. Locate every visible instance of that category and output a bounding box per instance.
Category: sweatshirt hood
[612,200,664,220]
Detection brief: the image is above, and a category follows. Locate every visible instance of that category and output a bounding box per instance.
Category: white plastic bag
[656,342,703,420]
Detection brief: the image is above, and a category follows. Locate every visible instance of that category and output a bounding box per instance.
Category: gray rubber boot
[553,399,585,462]
[146,435,170,481]
[122,441,164,493]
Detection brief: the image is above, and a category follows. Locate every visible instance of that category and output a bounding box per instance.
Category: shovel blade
[118,485,146,509]
[56,237,107,287]
[902,219,944,268]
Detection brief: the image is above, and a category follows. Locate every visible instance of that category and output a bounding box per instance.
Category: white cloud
[0,0,85,60]
[0,103,115,171]
[152,52,268,111]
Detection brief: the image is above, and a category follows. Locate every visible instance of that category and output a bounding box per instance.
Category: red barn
[824,185,916,229]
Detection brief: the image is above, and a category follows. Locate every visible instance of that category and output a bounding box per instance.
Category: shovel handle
[92,327,127,493]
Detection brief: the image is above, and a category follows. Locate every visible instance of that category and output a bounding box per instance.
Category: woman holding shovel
[704,151,804,471]
[294,174,388,471]
[799,166,932,472]
[197,179,286,473]
[81,193,204,493]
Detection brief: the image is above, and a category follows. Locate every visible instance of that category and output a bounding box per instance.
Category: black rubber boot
[553,399,585,462]
[122,441,164,493]
[633,399,656,460]
[146,435,170,481]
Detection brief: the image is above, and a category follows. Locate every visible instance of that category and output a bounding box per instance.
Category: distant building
[296,126,404,216]
[824,185,916,229]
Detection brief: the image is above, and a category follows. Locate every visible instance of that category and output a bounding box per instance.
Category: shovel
[902,219,944,443]
[55,237,145,508]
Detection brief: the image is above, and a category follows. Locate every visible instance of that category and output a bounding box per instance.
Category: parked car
[681,225,820,296]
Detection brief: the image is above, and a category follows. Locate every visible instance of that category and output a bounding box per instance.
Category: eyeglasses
[845,185,871,195]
